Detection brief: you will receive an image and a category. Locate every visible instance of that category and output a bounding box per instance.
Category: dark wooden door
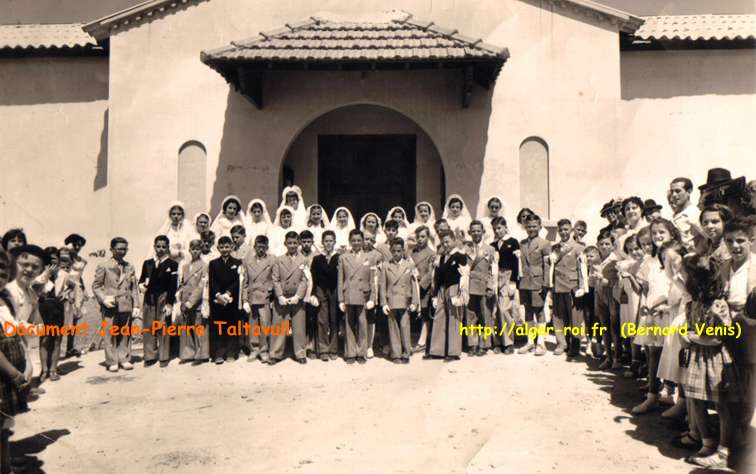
[318,134,416,223]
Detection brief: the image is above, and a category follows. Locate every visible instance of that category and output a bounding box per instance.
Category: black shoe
[191,360,203,366]
[66,349,82,358]
[392,358,402,364]
[444,356,458,362]
[214,358,224,365]
[268,358,281,366]
[504,346,514,354]
[357,357,367,364]
[493,347,501,354]
[345,358,355,365]
[320,355,329,362]
[422,354,433,360]
[159,361,169,368]
[144,360,158,367]
[401,358,410,364]
[296,358,307,364]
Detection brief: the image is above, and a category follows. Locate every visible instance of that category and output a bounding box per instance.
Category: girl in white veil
[409,201,438,249]
[306,204,330,253]
[194,212,211,237]
[244,199,272,245]
[385,206,411,240]
[329,207,356,253]
[210,195,246,240]
[277,186,307,230]
[442,194,472,241]
[359,212,386,246]
[156,201,196,262]
[479,195,506,244]
[269,206,297,257]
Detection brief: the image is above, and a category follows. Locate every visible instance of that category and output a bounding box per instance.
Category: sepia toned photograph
[0,0,755,472]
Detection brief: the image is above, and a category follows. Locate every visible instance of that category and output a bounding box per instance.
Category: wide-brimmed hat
[699,168,745,192]
[643,199,662,213]
[10,244,46,261]
[599,201,614,217]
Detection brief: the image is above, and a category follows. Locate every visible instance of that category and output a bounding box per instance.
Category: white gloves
[366,300,375,310]
[132,308,141,319]
[339,303,346,312]
[243,302,251,314]
[382,305,391,315]
[309,296,320,307]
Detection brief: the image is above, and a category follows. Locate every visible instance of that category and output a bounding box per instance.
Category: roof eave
[83,0,204,40]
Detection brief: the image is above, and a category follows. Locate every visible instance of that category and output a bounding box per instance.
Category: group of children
[1,173,755,471]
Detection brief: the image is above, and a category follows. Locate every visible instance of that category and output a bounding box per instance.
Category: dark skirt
[39,295,65,327]
[682,343,742,403]
[0,333,29,418]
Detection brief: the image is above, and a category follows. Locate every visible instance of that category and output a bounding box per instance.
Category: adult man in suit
[311,231,340,361]
[91,237,141,372]
[380,238,420,363]
[243,235,275,363]
[208,236,245,364]
[466,221,498,356]
[139,235,178,367]
[338,229,375,364]
[270,231,309,364]
[551,219,587,357]
[517,214,552,356]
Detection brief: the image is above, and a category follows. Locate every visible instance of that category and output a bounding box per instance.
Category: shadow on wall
[93,109,108,191]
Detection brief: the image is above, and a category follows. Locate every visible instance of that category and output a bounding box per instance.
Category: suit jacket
[411,245,434,308]
[380,259,420,309]
[232,242,251,261]
[338,251,375,305]
[552,240,586,293]
[178,259,207,309]
[244,254,275,305]
[375,244,392,264]
[519,236,552,291]
[312,253,339,292]
[92,258,140,313]
[208,256,243,320]
[272,253,308,299]
[720,254,756,364]
[468,242,497,295]
[139,257,179,305]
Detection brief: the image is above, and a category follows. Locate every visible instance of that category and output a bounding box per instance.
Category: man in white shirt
[667,177,702,252]
[6,245,46,328]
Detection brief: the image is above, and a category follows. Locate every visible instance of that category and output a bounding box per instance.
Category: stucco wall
[0,56,110,279]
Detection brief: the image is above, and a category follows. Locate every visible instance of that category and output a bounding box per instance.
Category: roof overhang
[200,12,509,109]
[83,0,206,40]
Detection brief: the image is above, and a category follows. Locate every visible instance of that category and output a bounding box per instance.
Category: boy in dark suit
[208,236,244,364]
[92,237,141,372]
[338,229,375,364]
[311,230,340,361]
[517,214,552,356]
[270,231,309,364]
[242,235,275,363]
[139,235,178,367]
[551,219,587,357]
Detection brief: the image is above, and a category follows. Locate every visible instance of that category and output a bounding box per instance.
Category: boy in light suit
[363,232,384,358]
[177,239,209,364]
[299,230,319,360]
[139,235,179,367]
[230,225,250,261]
[551,219,587,357]
[410,226,434,354]
[517,214,552,356]
[92,237,141,372]
[270,231,309,364]
[243,235,275,363]
[466,221,498,356]
[380,238,420,363]
[338,229,375,364]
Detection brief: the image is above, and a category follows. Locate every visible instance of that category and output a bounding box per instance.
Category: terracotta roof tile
[0,23,97,50]
[636,14,756,41]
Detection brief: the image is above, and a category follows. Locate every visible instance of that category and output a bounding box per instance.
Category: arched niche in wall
[519,137,550,220]
[178,140,207,219]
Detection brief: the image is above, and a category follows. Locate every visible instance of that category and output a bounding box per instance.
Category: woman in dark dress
[38,247,69,382]
[427,231,469,361]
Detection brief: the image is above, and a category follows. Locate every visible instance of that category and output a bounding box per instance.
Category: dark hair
[2,228,27,250]
[612,222,626,230]
[557,218,571,228]
[524,214,541,224]
[322,230,336,240]
[230,225,246,236]
[597,231,614,244]
[217,236,233,246]
[299,230,314,240]
[671,177,693,193]
[699,204,734,225]
[584,245,599,254]
[469,220,484,231]
[348,229,364,240]
[648,217,682,256]
[448,197,463,208]
[622,196,645,217]
[189,239,202,249]
[516,208,535,224]
[574,220,587,229]
[0,249,13,283]
[284,231,299,241]
[154,235,170,246]
[487,197,502,208]
[658,240,684,268]
[43,246,59,265]
[433,219,448,232]
[200,230,215,242]
[390,237,405,249]
[250,202,263,212]
[64,233,86,246]
[491,216,507,228]
[637,225,651,242]
[254,235,269,246]
[724,218,752,237]
[622,234,640,255]
[438,230,456,241]
[110,237,128,248]
[683,254,724,305]
[169,204,185,216]
[279,208,292,218]
[414,225,430,237]
[222,198,241,212]
[384,220,399,232]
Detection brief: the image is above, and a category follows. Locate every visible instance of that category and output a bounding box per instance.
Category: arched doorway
[281,104,445,223]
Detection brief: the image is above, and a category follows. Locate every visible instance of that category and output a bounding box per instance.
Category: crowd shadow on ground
[9,428,70,474]
[582,351,754,473]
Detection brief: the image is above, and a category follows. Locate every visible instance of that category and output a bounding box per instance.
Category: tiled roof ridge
[634,13,756,42]
[0,22,98,50]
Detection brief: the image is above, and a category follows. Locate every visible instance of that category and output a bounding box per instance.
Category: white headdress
[269,205,297,256]
[385,206,410,229]
[359,212,386,245]
[244,198,272,243]
[329,206,356,251]
[409,201,438,248]
[210,195,246,239]
[306,204,331,229]
[155,200,197,260]
[478,195,507,243]
[277,186,307,229]
[442,194,472,240]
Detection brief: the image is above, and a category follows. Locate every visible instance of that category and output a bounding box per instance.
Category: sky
[0,0,754,24]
